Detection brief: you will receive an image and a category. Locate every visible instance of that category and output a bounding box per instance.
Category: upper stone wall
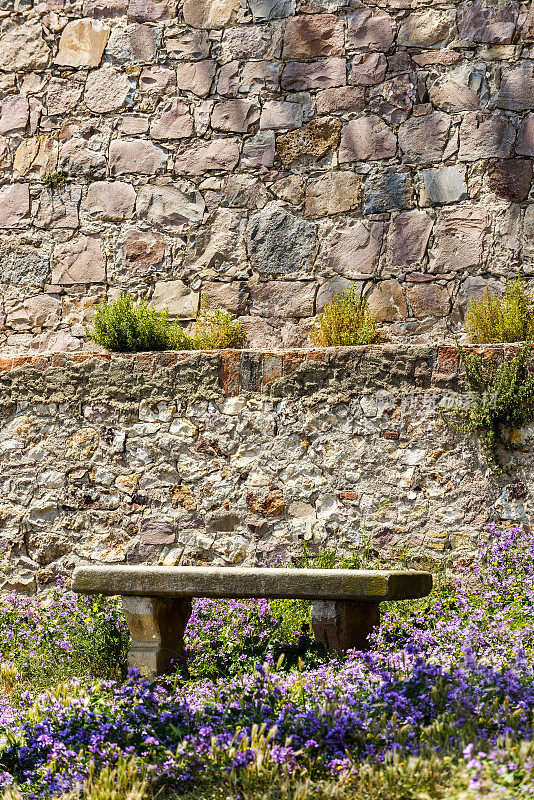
[1,0,534,351]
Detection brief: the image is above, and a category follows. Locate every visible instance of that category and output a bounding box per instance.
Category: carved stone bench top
[72,565,432,601]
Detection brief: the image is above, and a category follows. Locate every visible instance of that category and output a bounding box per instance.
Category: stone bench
[72,565,433,676]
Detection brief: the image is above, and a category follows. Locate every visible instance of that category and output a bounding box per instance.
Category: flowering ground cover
[0,525,533,800]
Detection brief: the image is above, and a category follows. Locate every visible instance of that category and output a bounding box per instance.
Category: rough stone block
[429,64,487,112]
[174,138,240,175]
[0,95,29,135]
[151,280,199,318]
[406,283,450,318]
[367,279,408,323]
[458,112,515,160]
[84,66,132,113]
[397,9,455,47]
[0,184,30,229]
[184,207,247,273]
[241,61,280,93]
[398,111,450,164]
[84,181,137,220]
[212,100,260,132]
[250,0,293,21]
[420,166,467,205]
[277,117,341,167]
[35,186,82,229]
[52,236,106,284]
[13,136,58,178]
[202,281,248,314]
[250,281,316,318]
[317,219,385,278]
[388,210,433,267]
[260,100,303,131]
[368,74,416,125]
[136,184,205,229]
[128,0,170,21]
[0,22,50,70]
[176,61,216,96]
[116,228,167,277]
[247,203,317,275]
[241,131,276,168]
[517,114,534,155]
[140,65,176,95]
[457,0,519,44]
[222,25,274,61]
[283,14,344,59]
[339,115,396,162]
[488,159,532,202]
[6,295,61,331]
[150,98,194,139]
[109,139,168,174]
[46,78,84,115]
[316,86,365,114]
[363,171,413,214]
[348,53,387,86]
[497,63,534,110]
[428,207,490,273]
[165,26,210,59]
[106,22,159,65]
[55,19,109,67]
[182,0,240,29]
[306,171,362,218]
[281,59,346,91]
[346,8,396,51]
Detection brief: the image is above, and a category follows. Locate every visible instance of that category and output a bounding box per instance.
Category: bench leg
[311,600,380,652]
[121,596,192,677]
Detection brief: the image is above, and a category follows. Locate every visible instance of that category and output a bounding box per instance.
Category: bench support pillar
[121,596,191,677]
[311,600,380,652]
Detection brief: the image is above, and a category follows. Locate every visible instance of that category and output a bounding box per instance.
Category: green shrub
[190,303,245,349]
[43,170,69,190]
[88,292,187,352]
[465,273,534,343]
[311,287,379,347]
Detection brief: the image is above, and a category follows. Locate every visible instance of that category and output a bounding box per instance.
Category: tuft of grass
[190,302,245,350]
[311,287,379,347]
[43,170,69,190]
[465,273,534,343]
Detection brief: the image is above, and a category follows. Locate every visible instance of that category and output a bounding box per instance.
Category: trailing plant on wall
[441,341,534,474]
[465,273,534,343]
[311,286,379,347]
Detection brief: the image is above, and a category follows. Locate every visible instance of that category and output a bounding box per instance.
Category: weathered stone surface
[250,281,315,318]
[428,207,490,273]
[0,23,50,70]
[109,139,167,175]
[151,280,199,317]
[260,101,303,131]
[497,63,534,111]
[250,0,293,21]
[317,219,384,278]
[241,131,276,168]
[176,61,216,96]
[212,100,260,132]
[348,53,387,86]
[84,181,137,220]
[201,280,248,313]
[388,210,433,267]
[339,115,396,162]
[136,183,205,229]
[182,0,240,29]
[458,112,515,160]
[55,19,109,67]
[488,159,532,202]
[368,74,416,125]
[221,25,274,61]
[150,99,194,139]
[457,0,519,44]
[363,171,412,214]
[217,61,239,96]
[140,66,176,95]
[516,114,534,156]
[14,136,58,178]
[106,22,159,64]
[346,8,396,51]
[0,96,29,135]
[0,185,30,229]
[276,117,341,167]
[84,66,132,113]
[6,295,61,331]
[35,187,82,229]
[248,203,316,274]
[367,279,408,323]
[52,236,106,284]
[174,138,240,175]
[316,86,365,114]
[429,65,487,112]
[185,207,247,273]
[128,0,170,21]
[46,79,84,116]
[84,0,129,16]
[397,10,455,47]
[1,245,50,286]
[283,14,344,59]
[281,59,346,91]
[406,283,450,318]
[398,112,450,164]
[306,171,362,219]
[116,228,167,277]
[165,26,210,59]
[420,167,467,205]
[241,61,280,93]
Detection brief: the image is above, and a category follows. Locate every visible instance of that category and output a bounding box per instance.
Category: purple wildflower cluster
[0,524,533,798]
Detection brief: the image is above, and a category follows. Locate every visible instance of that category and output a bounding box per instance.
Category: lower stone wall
[1,344,531,592]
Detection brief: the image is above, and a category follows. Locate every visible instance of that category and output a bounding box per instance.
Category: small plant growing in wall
[190,300,245,350]
[311,286,379,347]
[43,170,69,190]
[465,273,534,343]
[441,341,534,474]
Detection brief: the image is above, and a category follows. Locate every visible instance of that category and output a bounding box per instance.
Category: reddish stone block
[284,352,305,375]
[436,345,459,375]
[221,350,241,396]
[135,353,155,373]
[338,490,358,500]
[381,430,400,440]
[51,354,70,368]
[155,352,178,368]
[240,352,263,392]
[0,357,13,372]
[11,356,32,369]
[262,353,283,386]
[31,355,50,371]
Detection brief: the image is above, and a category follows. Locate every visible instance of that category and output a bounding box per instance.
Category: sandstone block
[201,281,248,314]
[84,66,132,113]
[241,131,276,168]
[428,207,490,273]
[109,139,168,174]
[151,280,199,318]
[0,95,28,135]
[217,61,239,96]
[281,59,346,91]
[397,10,455,47]
[165,26,210,59]
[363,171,412,214]
[317,219,384,278]
[348,53,387,86]
[516,114,534,156]
[388,210,433,267]
[140,66,176,95]
[398,111,450,164]
[52,236,106,284]
[306,171,362,219]
[521,2,534,42]
[117,228,167,277]
[212,100,260,132]
[316,86,365,114]
[241,61,280,93]
[176,61,216,96]
[56,19,109,67]
[488,159,532,202]
[119,116,149,134]
[276,116,341,167]
[150,98,194,139]
[429,64,486,112]
[497,63,534,111]
[14,136,58,178]
[46,78,84,115]
[221,25,273,61]
[458,112,515,160]
[0,184,30,229]
[406,283,450,318]
[367,279,408,323]
[420,167,467,205]
[185,207,247,274]
[271,175,306,205]
[247,203,316,274]
[368,74,416,125]
[2,245,50,286]
[174,138,240,175]
[250,0,293,20]
[0,22,50,70]
[182,0,240,28]
[84,0,129,16]
[136,183,205,229]
[250,281,316,318]
[6,295,61,331]
[35,186,82,229]
[339,115,396,162]
[457,0,519,44]
[84,181,137,219]
[283,14,344,59]
[260,101,303,131]
[128,0,170,21]
[346,8,396,51]
[106,22,159,64]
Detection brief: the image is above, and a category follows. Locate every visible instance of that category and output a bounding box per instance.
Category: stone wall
[1,345,531,592]
[1,0,534,350]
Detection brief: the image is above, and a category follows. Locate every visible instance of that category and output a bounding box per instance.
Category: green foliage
[441,341,534,473]
[87,292,187,353]
[466,273,534,344]
[190,302,245,350]
[311,287,379,347]
[43,170,69,190]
